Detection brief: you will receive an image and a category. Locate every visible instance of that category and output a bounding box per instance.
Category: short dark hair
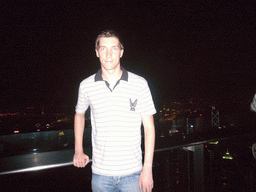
[95,30,124,50]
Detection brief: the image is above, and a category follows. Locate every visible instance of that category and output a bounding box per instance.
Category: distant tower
[211,106,219,127]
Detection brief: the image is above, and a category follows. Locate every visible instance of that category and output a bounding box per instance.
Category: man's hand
[139,167,154,192]
[73,152,89,168]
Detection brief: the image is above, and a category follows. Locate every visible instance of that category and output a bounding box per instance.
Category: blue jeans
[91,171,142,192]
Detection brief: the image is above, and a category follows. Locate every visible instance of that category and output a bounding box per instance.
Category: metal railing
[1,126,256,191]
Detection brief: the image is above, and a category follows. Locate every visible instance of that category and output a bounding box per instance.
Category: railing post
[194,144,204,192]
[187,150,191,192]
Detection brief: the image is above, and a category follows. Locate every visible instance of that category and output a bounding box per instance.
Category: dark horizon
[1,1,255,125]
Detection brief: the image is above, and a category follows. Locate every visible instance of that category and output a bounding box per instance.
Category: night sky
[1,1,255,125]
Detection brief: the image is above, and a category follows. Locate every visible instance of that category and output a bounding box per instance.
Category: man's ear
[95,49,99,57]
[120,49,124,58]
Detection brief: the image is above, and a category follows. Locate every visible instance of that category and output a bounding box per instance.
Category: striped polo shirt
[76,68,156,176]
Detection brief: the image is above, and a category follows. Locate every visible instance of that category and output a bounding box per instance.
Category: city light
[209,141,219,145]
[223,149,233,160]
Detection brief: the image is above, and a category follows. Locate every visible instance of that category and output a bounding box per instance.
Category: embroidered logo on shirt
[130,99,137,111]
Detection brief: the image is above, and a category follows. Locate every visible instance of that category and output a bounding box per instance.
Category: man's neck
[102,66,122,85]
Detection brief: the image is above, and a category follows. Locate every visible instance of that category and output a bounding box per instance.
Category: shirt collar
[95,67,128,82]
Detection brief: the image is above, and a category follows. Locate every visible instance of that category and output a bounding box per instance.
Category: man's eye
[101,47,105,51]
[113,47,118,51]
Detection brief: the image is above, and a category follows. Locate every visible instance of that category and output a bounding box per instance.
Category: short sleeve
[251,94,256,112]
[75,82,89,114]
[137,81,156,118]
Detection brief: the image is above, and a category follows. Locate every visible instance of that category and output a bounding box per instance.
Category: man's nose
[106,50,112,57]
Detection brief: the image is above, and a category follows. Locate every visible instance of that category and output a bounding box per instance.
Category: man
[73,30,156,192]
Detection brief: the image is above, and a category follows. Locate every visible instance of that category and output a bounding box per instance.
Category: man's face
[96,37,124,71]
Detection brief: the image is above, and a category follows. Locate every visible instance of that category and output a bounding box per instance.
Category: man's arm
[139,115,155,192]
[73,113,90,168]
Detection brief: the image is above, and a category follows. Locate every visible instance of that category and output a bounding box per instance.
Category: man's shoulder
[127,71,147,84]
[80,73,96,85]
[79,73,97,90]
